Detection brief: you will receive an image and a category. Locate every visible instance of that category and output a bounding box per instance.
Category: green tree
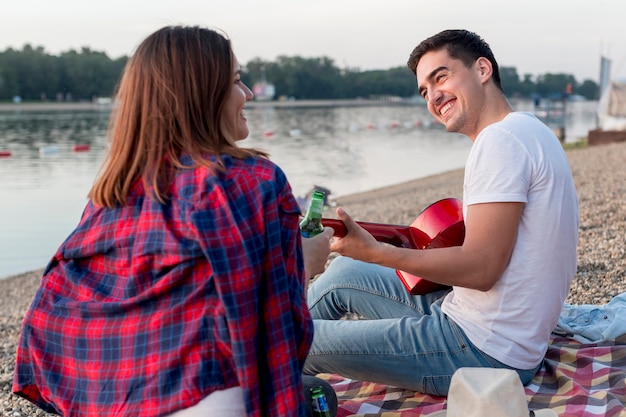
[0,46,600,102]
[0,45,60,100]
[0,48,21,99]
[576,79,598,99]
[352,67,416,98]
[500,66,521,96]
[535,73,577,97]
[59,48,124,100]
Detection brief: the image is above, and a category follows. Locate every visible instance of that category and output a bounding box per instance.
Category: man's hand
[329,207,380,262]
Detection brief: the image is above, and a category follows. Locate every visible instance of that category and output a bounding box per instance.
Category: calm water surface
[0,100,597,279]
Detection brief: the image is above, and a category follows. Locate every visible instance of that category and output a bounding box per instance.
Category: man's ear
[476,57,493,82]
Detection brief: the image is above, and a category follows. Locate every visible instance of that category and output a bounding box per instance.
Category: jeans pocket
[421,374,452,397]
[447,317,471,351]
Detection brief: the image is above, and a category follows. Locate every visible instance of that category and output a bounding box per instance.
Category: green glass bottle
[310,386,332,417]
[299,190,325,237]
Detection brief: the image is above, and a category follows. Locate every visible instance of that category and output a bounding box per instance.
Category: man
[303,29,579,396]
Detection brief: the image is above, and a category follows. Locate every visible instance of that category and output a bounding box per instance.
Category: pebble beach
[1,140,625,416]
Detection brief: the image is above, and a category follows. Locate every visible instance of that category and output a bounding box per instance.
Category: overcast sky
[2,0,626,83]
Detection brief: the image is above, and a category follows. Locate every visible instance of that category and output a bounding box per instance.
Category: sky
[2,0,626,83]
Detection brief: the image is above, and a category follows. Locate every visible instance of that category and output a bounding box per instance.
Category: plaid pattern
[13,155,313,417]
[321,334,626,417]
[527,335,626,417]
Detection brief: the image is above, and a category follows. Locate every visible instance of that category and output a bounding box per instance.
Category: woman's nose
[244,84,254,101]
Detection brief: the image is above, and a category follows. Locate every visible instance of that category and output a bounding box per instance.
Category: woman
[13,25,332,417]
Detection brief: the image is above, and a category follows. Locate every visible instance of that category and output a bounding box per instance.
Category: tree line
[0,45,599,103]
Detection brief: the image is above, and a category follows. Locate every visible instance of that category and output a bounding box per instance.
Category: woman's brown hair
[89,25,267,207]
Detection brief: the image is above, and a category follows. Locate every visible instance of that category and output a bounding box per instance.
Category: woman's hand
[301,226,334,279]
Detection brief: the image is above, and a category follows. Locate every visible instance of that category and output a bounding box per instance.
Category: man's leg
[307,256,448,321]
[304,256,509,396]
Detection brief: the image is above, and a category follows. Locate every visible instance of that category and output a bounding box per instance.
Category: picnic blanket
[319,334,626,417]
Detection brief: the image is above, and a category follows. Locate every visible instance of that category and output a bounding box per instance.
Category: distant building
[252,82,275,101]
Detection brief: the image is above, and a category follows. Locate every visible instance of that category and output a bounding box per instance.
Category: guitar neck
[321,218,418,248]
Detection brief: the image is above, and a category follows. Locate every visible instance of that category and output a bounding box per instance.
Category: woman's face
[223,56,254,141]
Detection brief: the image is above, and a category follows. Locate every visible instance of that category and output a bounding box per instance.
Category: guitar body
[396,198,465,294]
[322,198,465,295]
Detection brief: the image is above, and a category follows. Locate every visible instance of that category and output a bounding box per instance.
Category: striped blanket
[320,334,626,417]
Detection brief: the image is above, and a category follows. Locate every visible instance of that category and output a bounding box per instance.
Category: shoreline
[0,101,114,112]
[1,141,625,415]
[0,98,422,113]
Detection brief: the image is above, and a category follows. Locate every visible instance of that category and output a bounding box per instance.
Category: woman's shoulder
[174,154,291,201]
[218,154,287,183]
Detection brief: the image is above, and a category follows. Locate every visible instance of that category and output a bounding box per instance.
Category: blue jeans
[303,256,540,396]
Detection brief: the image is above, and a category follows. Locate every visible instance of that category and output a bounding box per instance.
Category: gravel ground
[1,141,624,416]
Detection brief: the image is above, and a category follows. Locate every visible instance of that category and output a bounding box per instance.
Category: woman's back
[13,155,314,416]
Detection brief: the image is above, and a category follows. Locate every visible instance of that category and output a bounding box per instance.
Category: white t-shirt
[442,112,579,369]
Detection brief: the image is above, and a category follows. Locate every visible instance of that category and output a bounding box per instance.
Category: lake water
[0,100,598,279]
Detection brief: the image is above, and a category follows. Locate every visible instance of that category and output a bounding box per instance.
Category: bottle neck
[305,200,323,218]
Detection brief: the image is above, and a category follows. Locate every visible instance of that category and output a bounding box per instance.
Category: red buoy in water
[72,144,91,152]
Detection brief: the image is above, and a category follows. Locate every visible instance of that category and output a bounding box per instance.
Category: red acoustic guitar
[322,198,465,295]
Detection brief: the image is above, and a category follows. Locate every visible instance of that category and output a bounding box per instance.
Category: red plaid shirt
[13,154,313,417]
